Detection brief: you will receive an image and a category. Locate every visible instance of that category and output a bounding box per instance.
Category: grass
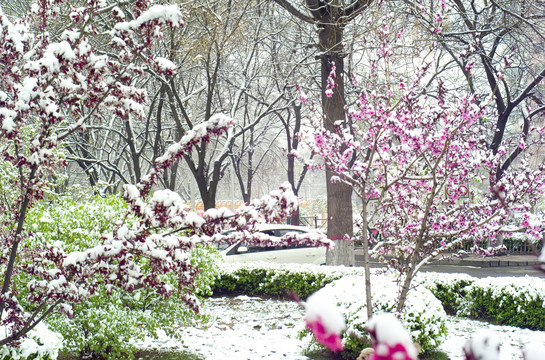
[303,348,450,360]
[420,350,451,360]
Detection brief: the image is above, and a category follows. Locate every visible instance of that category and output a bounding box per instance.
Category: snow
[0,108,16,132]
[60,29,80,43]
[51,41,76,61]
[137,296,309,359]
[112,4,183,34]
[154,57,177,73]
[523,343,545,360]
[463,330,500,360]
[134,291,545,360]
[62,250,88,268]
[0,322,62,360]
[15,77,38,111]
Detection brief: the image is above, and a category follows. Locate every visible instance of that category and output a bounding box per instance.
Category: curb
[355,252,540,268]
[426,257,539,268]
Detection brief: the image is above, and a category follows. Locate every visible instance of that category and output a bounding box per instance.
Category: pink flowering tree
[0,0,333,346]
[311,17,545,315]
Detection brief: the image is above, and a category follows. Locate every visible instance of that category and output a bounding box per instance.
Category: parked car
[218,224,327,265]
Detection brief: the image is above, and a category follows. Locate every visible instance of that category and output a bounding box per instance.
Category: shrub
[417,272,475,315]
[418,272,545,331]
[46,288,205,360]
[305,275,448,357]
[457,276,545,330]
[25,195,130,253]
[18,195,220,359]
[0,322,62,360]
[212,262,359,299]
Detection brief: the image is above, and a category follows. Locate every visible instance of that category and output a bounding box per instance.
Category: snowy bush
[25,195,130,251]
[46,289,204,360]
[457,276,545,330]
[303,275,447,356]
[419,272,545,331]
[0,322,62,360]
[417,272,476,315]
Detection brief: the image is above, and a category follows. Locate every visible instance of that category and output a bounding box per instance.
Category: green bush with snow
[25,195,130,253]
[18,195,221,359]
[46,288,206,360]
[212,262,358,299]
[456,276,545,330]
[0,322,62,360]
[419,272,545,331]
[417,272,475,315]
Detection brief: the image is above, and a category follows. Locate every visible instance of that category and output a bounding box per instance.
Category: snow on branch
[0,0,193,345]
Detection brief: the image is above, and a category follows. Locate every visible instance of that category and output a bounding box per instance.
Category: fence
[459,237,542,255]
[288,216,328,230]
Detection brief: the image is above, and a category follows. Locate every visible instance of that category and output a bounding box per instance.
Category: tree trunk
[360,198,373,318]
[320,24,354,266]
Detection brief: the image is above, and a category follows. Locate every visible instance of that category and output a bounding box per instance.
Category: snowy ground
[137,294,545,360]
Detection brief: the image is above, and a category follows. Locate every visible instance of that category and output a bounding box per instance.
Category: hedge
[214,263,545,332]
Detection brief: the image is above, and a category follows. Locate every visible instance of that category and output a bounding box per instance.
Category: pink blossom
[304,292,346,352]
[296,84,308,103]
[305,316,344,352]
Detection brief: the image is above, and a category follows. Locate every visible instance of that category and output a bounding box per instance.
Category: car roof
[221,224,323,235]
[254,224,317,232]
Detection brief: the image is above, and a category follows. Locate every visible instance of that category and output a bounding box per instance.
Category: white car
[218,224,327,265]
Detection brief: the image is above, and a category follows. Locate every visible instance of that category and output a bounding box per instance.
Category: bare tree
[67,0,284,208]
[404,0,545,182]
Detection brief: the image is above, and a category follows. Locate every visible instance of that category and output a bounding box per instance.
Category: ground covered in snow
[136,294,545,360]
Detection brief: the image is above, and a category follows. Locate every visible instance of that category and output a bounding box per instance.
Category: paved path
[354,249,545,278]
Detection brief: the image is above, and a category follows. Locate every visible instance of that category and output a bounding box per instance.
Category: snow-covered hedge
[213,262,360,299]
[303,275,448,355]
[214,262,545,353]
[457,276,545,330]
[0,322,62,360]
[417,272,476,315]
[214,264,447,355]
[419,272,545,331]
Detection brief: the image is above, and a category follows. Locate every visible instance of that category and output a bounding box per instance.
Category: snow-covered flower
[365,313,418,360]
[303,292,346,352]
